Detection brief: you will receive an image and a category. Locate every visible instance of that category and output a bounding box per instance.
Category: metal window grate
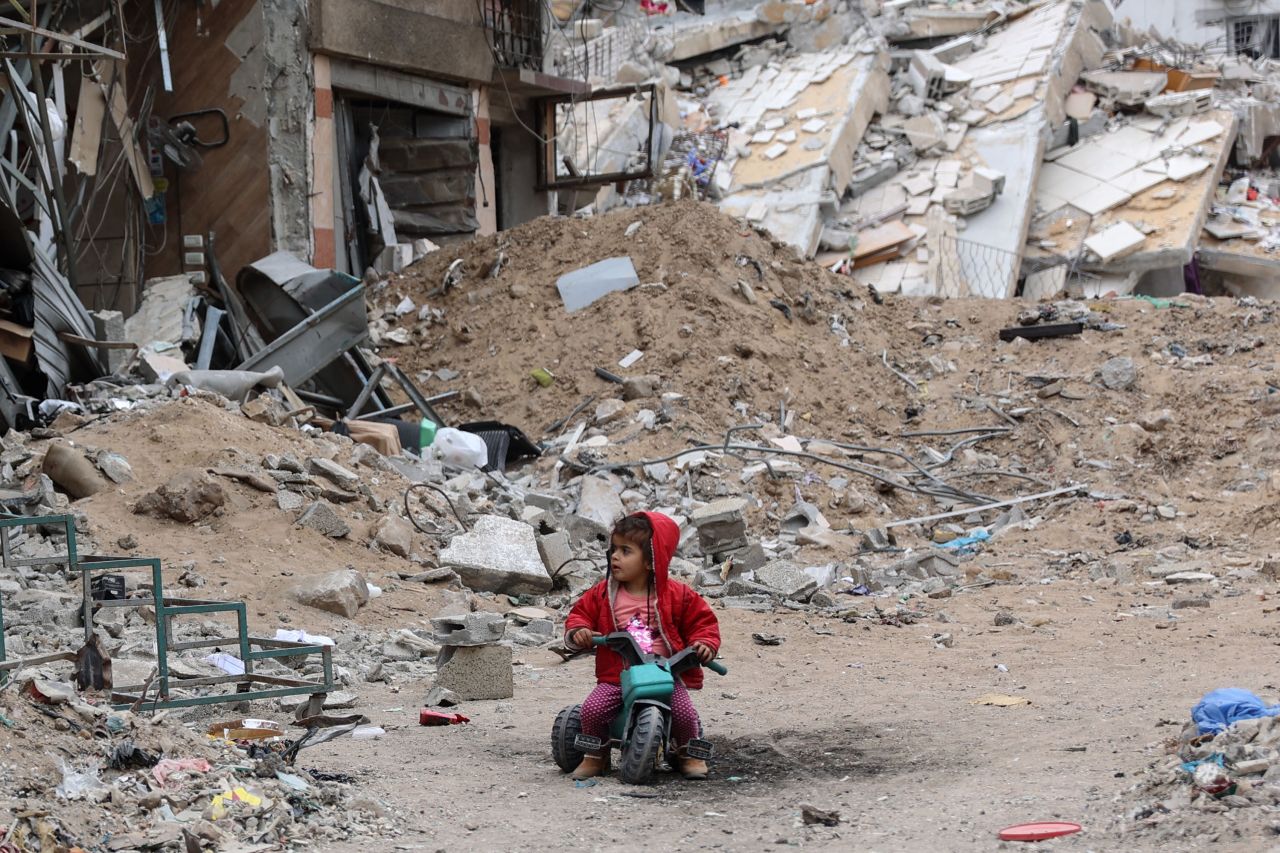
[485,0,544,72]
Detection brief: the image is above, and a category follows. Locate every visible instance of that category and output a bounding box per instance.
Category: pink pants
[579,681,701,746]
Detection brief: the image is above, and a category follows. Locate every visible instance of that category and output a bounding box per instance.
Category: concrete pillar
[474,87,498,236]
[311,54,337,269]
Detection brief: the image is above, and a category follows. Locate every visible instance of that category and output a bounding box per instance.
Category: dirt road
[307,580,1275,852]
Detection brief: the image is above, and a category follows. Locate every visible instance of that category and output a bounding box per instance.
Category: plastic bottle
[432,427,487,468]
[419,418,438,449]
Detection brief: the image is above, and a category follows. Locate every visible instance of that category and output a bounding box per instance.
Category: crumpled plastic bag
[152,757,213,787]
[55,758,108,800]
[1192,688,1280,735]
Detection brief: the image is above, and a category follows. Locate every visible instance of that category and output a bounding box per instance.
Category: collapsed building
[6,1,1280,421]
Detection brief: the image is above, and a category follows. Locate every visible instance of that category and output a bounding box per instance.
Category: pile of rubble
[0,674,399,850]
[1116,697,1280,846]
[542,0,1280,302]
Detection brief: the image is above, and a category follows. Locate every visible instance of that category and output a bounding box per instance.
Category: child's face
[609,533,650,586]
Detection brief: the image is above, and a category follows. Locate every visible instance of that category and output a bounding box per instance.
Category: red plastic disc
[998,822,1083,842]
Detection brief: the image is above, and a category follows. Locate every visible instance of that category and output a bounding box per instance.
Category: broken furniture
[0,514,333,713]
[235,250,388,415]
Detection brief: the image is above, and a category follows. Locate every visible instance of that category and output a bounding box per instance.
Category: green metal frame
[0,513,332,712]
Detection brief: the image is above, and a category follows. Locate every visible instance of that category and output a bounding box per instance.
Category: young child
[563,511,721,780]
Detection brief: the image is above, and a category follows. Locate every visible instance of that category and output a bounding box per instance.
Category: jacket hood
[637,510,679,593]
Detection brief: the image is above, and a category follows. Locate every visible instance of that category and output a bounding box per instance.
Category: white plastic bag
[432,427,488,468]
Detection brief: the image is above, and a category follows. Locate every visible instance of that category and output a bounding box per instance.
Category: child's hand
[691,641,716,663]
[571,628,600,648]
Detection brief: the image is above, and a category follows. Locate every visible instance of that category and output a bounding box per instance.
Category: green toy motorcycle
[551,631,728,784]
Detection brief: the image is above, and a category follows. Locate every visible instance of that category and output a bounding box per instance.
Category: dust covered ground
[309,589,1279,852]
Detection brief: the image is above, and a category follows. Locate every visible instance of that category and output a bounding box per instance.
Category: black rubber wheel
[551,704,584,772]
[620,706,665,785]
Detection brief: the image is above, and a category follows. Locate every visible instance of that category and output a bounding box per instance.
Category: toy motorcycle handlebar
[591,632,728,675]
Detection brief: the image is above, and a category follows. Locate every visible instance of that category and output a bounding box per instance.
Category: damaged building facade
[11,0,1280,430]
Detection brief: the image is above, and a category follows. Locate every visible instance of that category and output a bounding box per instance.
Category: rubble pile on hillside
[548,0,1280,301]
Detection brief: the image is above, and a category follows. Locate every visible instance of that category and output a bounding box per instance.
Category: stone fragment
[1141,409,1174,432]
[372,514,414,557]
[134,471,225,523]
[297,502,351,538]
[95,452,133,484]
[1100,356,1137,391]
[291,569,370,618]
[277,491,304,512]
[438,515,553,595]
[434,644,514,700]
[577,474,625,530]
[621,375,661,400]
[424,685,461,707]
[594,399,626,424]
[691,497,749,553]
[430,611,507,646]
[307,458,362,492]
[1165,571,1215,584]
[754,561,819,602]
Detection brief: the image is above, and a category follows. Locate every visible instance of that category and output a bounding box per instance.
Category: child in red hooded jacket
[564,511,721,781]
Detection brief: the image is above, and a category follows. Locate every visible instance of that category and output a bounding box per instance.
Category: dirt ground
[301,582,1277,853]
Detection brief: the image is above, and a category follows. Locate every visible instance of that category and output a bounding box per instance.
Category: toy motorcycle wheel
[620,706,665,784]
[551,704,585,772]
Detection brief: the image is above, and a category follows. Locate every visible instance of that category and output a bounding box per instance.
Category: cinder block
[434,644,514,700]
[430,611,507,646]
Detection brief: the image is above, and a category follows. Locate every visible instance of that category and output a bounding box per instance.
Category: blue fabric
[940,528,990,554]
[1191,688,1280,735]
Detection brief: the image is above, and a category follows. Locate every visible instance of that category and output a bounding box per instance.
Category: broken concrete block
[134,470,226,523]
[536,530,576,577]
[372,514,414,557]
[439,515,552,595]
[556,257,639,312]
[578,474,625,530]
[292,569,370,618]
[434,644,514,700]
[297,501,351,538]
[904,113,946,152]
[1084,222,1145,263]
[91,310,129,374]
[307,457,362,492]
[594,399,626,424]
[430,611,507,646]
[621,374,661,400]
[691,498,749,552]
[754,560,819,602]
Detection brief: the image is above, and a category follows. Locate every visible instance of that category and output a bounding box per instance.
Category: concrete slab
[1084,221,1146,262]
[957,109,1046,298]
[1054,145,1141,182]
[653,8,785,63]
[1073,183,1133,216]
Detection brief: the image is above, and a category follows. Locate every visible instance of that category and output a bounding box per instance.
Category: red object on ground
[419,709,470,726]
[998,822,1083,842]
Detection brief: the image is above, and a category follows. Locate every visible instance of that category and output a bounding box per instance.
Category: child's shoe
[677,750,708,780]
[571,752,608,780]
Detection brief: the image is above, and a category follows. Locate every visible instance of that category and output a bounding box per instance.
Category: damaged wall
[262,0,314,260]
[308,0,494,85]
[138,0,272,285]
[1118,0,1280,47]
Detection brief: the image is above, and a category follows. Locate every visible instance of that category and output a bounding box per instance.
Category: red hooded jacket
[564,511,721,689]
